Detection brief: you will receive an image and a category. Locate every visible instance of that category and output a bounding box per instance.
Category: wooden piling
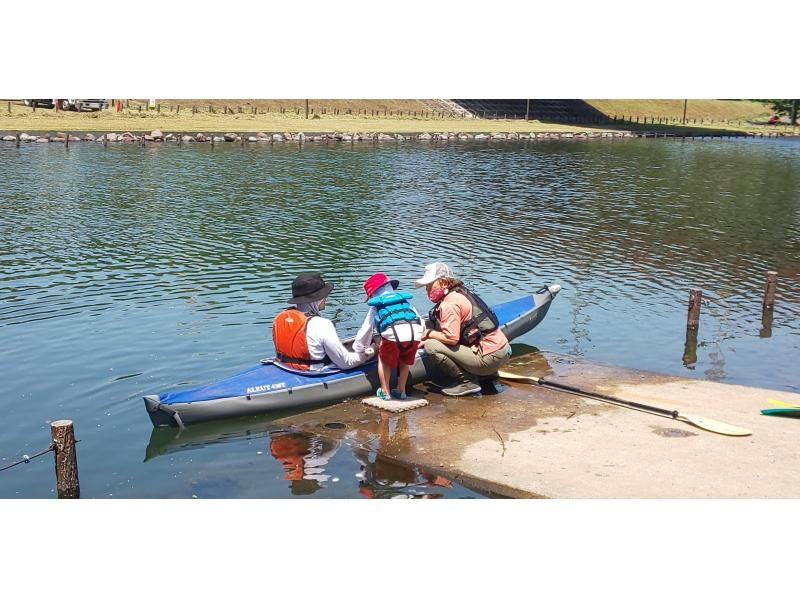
[7,101,10,114]
[16,133,20,148]
[50,420,79,499]
[687,289,702,331]
[762,271,778,310]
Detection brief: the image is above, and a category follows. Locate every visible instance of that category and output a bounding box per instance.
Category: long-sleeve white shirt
[305,316,371,370]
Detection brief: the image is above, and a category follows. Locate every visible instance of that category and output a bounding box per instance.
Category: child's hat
[363,272,399,301]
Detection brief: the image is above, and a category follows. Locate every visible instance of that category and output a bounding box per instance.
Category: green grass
[0,99,792,135]
[586,99,772,122]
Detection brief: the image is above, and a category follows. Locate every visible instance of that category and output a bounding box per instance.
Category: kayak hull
[144,284,560,427]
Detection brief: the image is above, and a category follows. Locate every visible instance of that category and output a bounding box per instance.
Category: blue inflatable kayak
[144,284,561,427]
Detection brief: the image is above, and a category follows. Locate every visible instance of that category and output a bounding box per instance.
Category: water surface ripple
[1,138,799,497]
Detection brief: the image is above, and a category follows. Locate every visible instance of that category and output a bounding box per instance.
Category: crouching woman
[416,262,511,396]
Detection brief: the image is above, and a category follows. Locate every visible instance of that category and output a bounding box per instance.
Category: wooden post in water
[760,308,774,339]
[681,288,702,366]
[16,133,20,148]
[50,420,79,499]
[682,327,698,367]
[762,271,778,310]
[687,289,702,331]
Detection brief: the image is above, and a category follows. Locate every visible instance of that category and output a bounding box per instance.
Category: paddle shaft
[531,377,680,420]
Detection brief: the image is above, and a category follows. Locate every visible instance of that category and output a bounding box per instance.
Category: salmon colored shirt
[436,290,509,355]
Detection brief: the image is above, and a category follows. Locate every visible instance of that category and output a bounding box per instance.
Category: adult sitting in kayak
[272,272,372,371]
[416,262,511,396]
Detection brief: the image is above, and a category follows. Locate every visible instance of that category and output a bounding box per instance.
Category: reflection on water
[2,138,800,497]
[269,432,340,495]
[145,412,481,498]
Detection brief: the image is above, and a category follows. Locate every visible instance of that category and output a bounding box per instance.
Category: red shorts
[378,339,420,368]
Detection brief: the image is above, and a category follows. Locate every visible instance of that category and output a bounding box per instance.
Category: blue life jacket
[367,291,418,334]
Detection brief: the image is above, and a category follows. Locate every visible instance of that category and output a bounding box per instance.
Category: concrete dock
[273,351,800,498]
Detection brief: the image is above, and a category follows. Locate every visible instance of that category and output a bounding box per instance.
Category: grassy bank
[586,99,771,122]
[0,99,792,135]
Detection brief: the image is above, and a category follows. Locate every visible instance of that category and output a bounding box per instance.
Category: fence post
[762,271,778,310]
[50,420,80,499]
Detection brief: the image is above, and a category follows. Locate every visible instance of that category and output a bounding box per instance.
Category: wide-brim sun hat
[288,272,334,303]
[414,262,454,287]
[363,272,399,301]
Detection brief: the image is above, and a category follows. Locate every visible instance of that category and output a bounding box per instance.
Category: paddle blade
[679,413,752,436]
[497,370,540,384]
[761,408,800,418]
[767,398,800,409]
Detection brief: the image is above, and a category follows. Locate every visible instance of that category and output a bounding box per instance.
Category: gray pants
[423,339,511,384]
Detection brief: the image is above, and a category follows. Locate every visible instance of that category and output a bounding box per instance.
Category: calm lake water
[2,138,799,498]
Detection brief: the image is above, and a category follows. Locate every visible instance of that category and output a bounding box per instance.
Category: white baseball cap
[414,262,455,287]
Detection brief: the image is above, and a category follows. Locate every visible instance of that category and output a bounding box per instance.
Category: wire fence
[0,444,54,472]
[0,439,81,473]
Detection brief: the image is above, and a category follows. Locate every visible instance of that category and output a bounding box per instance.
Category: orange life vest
[272,308,330,370]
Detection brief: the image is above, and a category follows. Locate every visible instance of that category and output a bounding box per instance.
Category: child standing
[353,272,425,400]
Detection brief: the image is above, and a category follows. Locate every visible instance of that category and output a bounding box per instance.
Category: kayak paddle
[761,408,800,418]
[766,398,800,410]
[497,370,752,437]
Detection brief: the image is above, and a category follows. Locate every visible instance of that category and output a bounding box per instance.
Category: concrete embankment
[273,351,800,498]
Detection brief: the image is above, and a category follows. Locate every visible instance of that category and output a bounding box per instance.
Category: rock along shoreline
[1,129,791,145]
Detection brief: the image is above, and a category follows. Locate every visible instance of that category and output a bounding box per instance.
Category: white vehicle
[57,99,109,112]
